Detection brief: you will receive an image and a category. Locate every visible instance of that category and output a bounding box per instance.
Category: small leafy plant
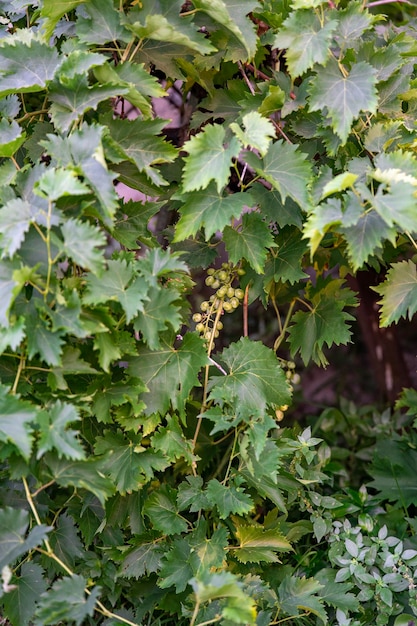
[0,0,417,625]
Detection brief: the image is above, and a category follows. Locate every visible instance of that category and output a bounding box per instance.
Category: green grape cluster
[192,263,245,344]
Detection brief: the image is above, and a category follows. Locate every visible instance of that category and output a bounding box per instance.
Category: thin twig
[238,61,256,96]
[243,284,249,337]
[366,0,411,6]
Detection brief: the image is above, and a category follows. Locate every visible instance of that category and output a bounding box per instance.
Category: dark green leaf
[177,476,210,513]
[151,415,196,465]
[76,0,130,44]
[37,401,85,460]
[59,219,106,273]
[158,538,195,592]
[45,455,115,505]
[308,59,378,143]
[133,287,182,350]
[0,198,32,257]
[49,513,83,568]
[0,387,37,460]
[0,507,51,570]
[264,226,309,285]
[2,563,47,626]
[119,541,164,579]
[35,575,100,626]
[368,439,417,507]
[143,485,188,535]
[223,212,274,274]
[208,337,291,419]
[128,333,209,417]
[206,479,253,519]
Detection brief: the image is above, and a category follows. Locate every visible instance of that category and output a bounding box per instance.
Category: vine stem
[11,355,26,395]
[273,300,296,353]
[270,612,310,625]
[192,303,224,454]
[22,478,140,626]
[366,0,411,6]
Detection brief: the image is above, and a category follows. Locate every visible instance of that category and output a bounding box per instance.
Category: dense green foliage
[1,1,417,624]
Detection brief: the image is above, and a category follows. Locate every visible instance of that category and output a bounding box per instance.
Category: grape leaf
[45,455,115,505]
[368,439,417,507]
[278,576,327,624]
[49,513,83,568]
[123,0,216,55]
[0,507,51,570]
[59,219,106,273]
[105,116,178,187]
[223,212,274,274]
[95,430,166,494]
[340,209,396,271]
[0,39,60,97]
[128,333,209,417]
[174,186,252,241]
[84,259,148,323]
[230,112,275,157]
[232,523,293,563]
[373,260,417,327]
[308,59,378,143]
[0,119,26,157]
[181,124,241,193]
[133,287,182,350]
[35,167,90,201]
[120,542,165,579]
[0,198,32,257]
[208,337,291,419]
[1,562,47,626]
[264,226,309,285]
[25,313,65,366]
[37,401,85,461]
[40,0,84,39]
[315,569,359,613]
[151,415,196,464]
[274,10,337,78]
[75,0,130,44]
[206,479,253,519]
[251,185,303,229]
[49,74,126,132]
[287,282,356,366]
[245,140,312,207]
[158,538,195,592]
[334,3,373,46]
[143,485,188,535]
[177,476,210,513]
[0,386,37,460]
[35,575,100,626]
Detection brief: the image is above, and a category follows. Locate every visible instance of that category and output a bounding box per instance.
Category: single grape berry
[192,313,202,323]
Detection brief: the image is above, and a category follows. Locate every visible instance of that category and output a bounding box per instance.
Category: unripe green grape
[211,279,220,289]
[192,313,202,322]
[218,270,228,282]
[205,275,215,286]
[292,373,301,385]
[217,321,223,330]
[226,287,235,298]
[230,297,239,308]
[196,323,205,333]
[288,361,296,369]
[235,288,245,299]
[205,331,212,341]
[286,370,292,379]
[237,268,245,275]
[217,286,228,298]
[222,262,230,269]
[200,301,209,311]
[223,301,233,312]
[214,330,219,338]
[207,268,215,275]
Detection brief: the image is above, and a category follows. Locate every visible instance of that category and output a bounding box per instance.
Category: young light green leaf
[0,198,32,257]
[208,337,291,418]
[374,260,417,327]
[35,168,90,201]
[309,59,378,143]
[206,479,253,519]
[0,39,60,97]
[223,212,274,274]
[181,124,241,193]
[37,401,85,461]
[174,186,252,241]
[274,10,337,78]
[128,333,209,417]
[245,140,312,207]
[40,0,84,39]
[143,485,188,535]
[321,172,358,200]
[232,523,293,563]
[35,575,100,626]
[230,112,275,157]
[0,119,26,157]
